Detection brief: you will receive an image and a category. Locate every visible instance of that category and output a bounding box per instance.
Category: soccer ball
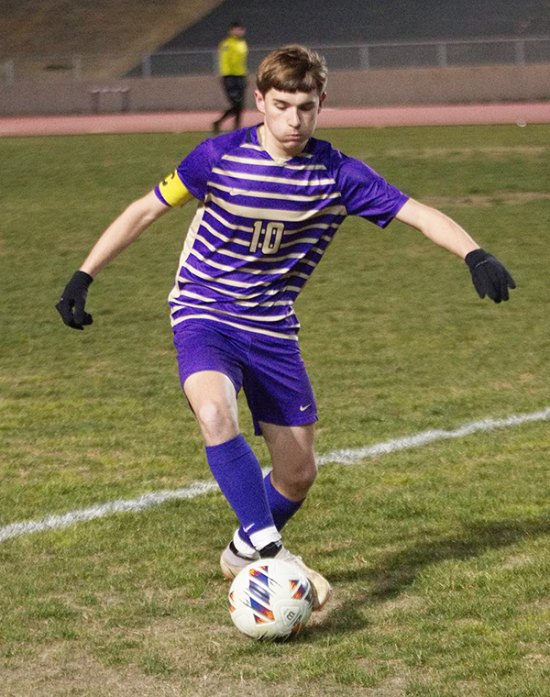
[228,558,313,641]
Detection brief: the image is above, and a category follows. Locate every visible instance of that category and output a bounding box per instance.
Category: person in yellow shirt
[213,22,248,133]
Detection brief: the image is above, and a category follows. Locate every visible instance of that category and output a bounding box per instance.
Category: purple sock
[237,472,304,548]
[205,435,277,546]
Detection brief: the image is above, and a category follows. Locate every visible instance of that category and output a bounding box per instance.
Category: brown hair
[255,45,328,96]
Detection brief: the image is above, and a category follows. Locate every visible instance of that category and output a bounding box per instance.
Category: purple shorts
[173,320,317,435]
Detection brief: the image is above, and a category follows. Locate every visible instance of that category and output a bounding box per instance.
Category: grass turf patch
[1,124,549,696]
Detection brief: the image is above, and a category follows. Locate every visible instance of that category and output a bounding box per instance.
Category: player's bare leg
[258,422,332,609]
[261,422,317,502]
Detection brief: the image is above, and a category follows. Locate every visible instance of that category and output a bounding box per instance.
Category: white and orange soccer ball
[228,558,314,640]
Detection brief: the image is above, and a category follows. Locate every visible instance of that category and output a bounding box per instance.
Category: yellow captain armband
[157,170,194,207]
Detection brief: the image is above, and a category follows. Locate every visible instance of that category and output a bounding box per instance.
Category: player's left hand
[55,270,94,329]
[465,248,516,303]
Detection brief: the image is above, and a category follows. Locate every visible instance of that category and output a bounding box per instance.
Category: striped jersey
[154,125,409,339]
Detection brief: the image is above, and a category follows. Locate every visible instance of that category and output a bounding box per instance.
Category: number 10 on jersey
[249,221,285,255]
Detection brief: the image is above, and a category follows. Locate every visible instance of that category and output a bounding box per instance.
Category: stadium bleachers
[138,0,550,77]
[2,0,549,66]
[1,0,549,99]
[160,0,550,49]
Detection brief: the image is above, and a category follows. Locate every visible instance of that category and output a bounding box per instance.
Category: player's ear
[318,92,327,111]
[254,89,266,114]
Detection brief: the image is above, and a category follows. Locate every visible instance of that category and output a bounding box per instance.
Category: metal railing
[3,36,550,84]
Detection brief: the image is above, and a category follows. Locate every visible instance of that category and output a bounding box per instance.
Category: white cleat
[220,543,259,580]
[273,546,332,611]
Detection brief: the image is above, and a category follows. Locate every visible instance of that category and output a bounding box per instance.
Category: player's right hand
[55,270,94,330]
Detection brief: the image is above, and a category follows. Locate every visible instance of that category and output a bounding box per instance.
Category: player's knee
[194,401,238,444]
[278,458,317,499]
[298,461,318,495]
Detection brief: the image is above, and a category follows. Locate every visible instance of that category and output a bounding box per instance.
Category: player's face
[255,88,325,159]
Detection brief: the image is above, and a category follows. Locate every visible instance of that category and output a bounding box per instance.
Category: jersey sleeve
[154,138,214,207]
[154,170,195,207]
[218,38,230,75]
[335,152,409,228]
[176,139,214,201]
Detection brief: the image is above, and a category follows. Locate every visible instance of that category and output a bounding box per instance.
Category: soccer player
[212,21,248,134]
[56,45,515,610]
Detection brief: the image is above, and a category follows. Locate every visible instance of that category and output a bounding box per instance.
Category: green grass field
[1,124,549,697]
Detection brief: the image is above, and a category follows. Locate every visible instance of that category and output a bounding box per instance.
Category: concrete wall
[1,64,549,116]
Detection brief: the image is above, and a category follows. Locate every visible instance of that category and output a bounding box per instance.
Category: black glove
[55,270,94,329]
[465,248,516,303]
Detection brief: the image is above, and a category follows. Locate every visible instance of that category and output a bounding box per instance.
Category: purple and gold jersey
[155,126,409,339]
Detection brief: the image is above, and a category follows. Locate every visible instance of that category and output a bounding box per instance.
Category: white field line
[316,407,550,465]
[1,407,549,543]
